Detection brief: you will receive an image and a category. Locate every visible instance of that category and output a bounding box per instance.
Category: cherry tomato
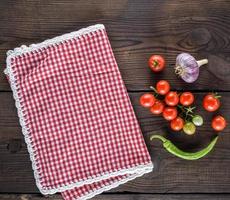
[140,93,156,108]
[183,122,196,135]
[170,117,184,131]
[156,80,170,95]
[180,92,194,106]
[150,100,164,115]
[212,115,227,131]
[192,115,203,126]
[162,107,178,121]
[148,55,165,72]
[165,91,179,106]
[203,93,220,112]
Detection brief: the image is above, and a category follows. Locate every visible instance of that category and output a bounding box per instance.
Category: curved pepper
[150,135,218,160]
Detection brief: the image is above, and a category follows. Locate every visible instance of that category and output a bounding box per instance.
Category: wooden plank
[1,194,230,200]
[0,92,230,193]
[0,0,230,91]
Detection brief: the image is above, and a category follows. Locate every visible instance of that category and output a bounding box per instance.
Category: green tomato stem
[153,60,158,67]
[150,86,159,96]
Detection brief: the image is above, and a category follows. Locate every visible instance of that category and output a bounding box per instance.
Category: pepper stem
[197,59,208,67]
[150,135,167,143]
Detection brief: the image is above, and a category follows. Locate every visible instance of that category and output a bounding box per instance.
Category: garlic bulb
[175,53,208,83]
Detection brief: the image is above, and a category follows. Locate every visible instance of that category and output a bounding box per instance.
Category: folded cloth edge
[64,171,152,200]
[4,24,153,195]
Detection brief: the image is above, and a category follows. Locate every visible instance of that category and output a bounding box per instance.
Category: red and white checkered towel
[5,24,153,200]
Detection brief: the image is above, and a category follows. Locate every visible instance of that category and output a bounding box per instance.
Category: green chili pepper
[150,135,218,160]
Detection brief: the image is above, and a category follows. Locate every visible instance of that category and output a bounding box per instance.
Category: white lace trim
[4,23,153,195]
[4,24,105,75]
[76,169,152,200]
[52,163,153,195]
[6,24,105,57]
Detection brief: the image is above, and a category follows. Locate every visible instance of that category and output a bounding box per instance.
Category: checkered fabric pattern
[6,24,153,200]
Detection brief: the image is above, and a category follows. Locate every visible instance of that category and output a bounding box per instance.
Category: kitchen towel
[4,24,153,200]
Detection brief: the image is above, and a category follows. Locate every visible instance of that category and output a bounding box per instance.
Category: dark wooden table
[0,1,230,200]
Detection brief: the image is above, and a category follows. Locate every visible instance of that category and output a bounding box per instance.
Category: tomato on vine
[165,91,179,106]
[140,93,156,108]
[156,80,170,95]
[170,117,184,131]
[150,100,164,115]
[192,115,203,126]
[180,92,194,106]
[163,107,178,121]
[183,122,196,135]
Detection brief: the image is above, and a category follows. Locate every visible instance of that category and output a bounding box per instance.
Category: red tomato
[150,100,164,115]
[156,80,170,95]
[180,92,194,106]
[170,117,184,131]
[140,93,156,108]
[203,93,220,112]
[148,55,165,72]
[163,107,178,121]
[212,115,227,131]
[165,91,179,106]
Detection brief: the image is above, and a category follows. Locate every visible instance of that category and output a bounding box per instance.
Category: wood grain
[0,92,229,193]
[1,194,230,200]
[0,0,230,197]
[0,0,230,91]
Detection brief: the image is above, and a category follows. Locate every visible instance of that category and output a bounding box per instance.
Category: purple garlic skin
[175,53,200,83]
